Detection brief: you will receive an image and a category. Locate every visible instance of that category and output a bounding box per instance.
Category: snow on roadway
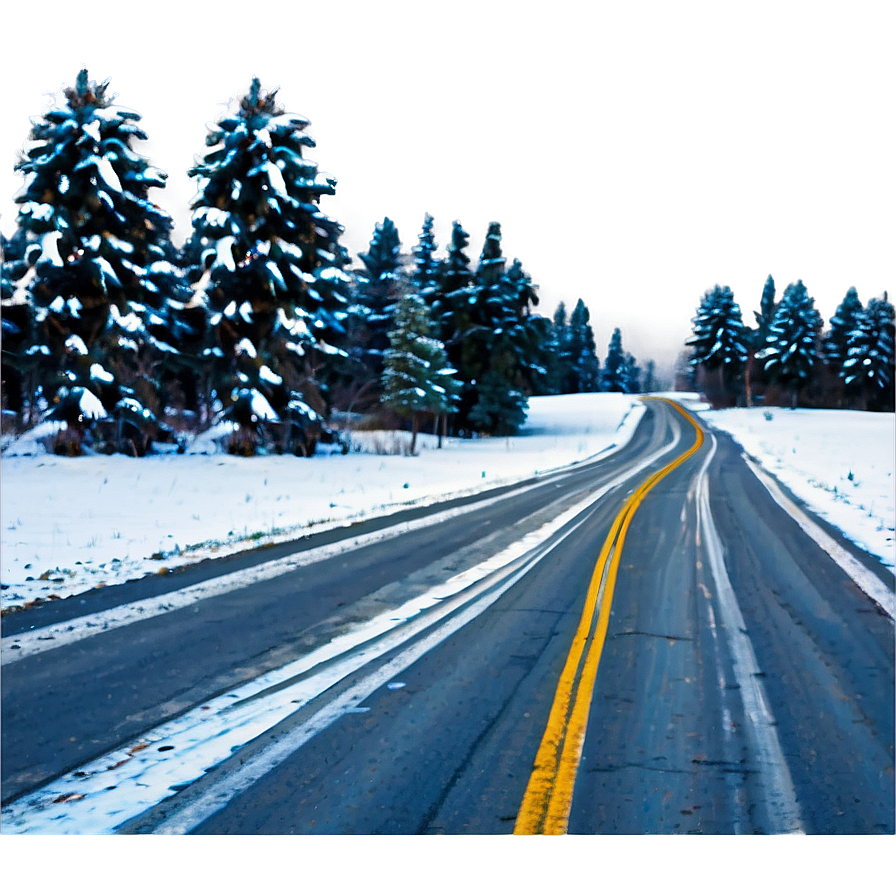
[1,393,893,614]
[0,393,643,611]
[689,401,895,571]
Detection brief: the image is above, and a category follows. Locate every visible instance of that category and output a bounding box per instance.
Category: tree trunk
[410,412,419,455]
[745,350,753,407]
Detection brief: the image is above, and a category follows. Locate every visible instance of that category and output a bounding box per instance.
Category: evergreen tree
[504,257,551,396]
[467,368,528,436]
[565,298,600,392]
[186,78,351,454]
[824,286,863,373]
[1,69,185,453]
[621,352,642,393]
[757,280,823,408]
[686,284,748,404]
[746,274,776,405]
[601,328,627,392]
[842,293,895,411]
[429,219,475,347]
[431,221,534,434]
[381,294,461,452]
[409,213,439,302]
[553,301,576,395]
[642,359,658,393]
[351,217,403,377]
[755,274,776,341]
[1,230,36,423]
[462,224,539,434]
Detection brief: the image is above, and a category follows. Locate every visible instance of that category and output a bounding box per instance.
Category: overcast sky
[2,0,893,373]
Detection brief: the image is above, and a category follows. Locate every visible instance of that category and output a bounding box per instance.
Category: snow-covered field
[695,403,895,571]
[0,393,644,611]
[1,393,893,614]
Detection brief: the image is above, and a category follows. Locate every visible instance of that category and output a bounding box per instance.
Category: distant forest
[2,73,891,460]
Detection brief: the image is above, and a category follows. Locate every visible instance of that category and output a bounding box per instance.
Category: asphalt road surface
[2,398,893,834]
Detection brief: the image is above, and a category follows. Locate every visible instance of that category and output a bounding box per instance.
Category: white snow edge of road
[742,453,895,620]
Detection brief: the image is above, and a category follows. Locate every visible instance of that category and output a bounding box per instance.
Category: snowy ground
[0,393,644,611]
[1,393,893,614]
[694,402,895,571]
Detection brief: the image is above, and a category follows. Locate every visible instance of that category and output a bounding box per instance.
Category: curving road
[2,398,893,834]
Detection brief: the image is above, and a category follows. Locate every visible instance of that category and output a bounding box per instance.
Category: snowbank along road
[2,398,893,834]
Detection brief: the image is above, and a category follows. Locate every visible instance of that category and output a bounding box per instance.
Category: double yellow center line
[514,399,705,834]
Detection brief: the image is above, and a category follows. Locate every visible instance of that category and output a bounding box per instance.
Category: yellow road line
[514,398,705,834]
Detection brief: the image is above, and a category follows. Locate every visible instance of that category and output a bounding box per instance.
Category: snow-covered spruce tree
[754,274,776,341]
[1,70,186,454]
[745,274,776,405]
[349,217,403,380]
[552,301,575,395]
[381,293,461,453]
[504,257,551,396]
[601,328,628,392]
[842,293,894,411]
[409,213,439,303]
[756,280,823,408]
[463,224,536,435]
[1,230,35,424]
[621,351,641,393]
[466,368,528,435]
[642,359,658,393]
[186,78,351,455]
[565,298,600,393]
[824,287,863,374]
[429,219,474,346]
[686,284,748,406]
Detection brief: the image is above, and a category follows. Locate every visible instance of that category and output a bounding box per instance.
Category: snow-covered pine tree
[565,298,600,392]
[429,219,474,350]
[461,222,514,429]
[755,274,776,341]
[1,230,36,425]
[824,287,863,374]
[621,351,641,394]
[841,293,895,411]
[552,301,575,395]
[642,359,658,393]
[463,223,531,435]
[601,328,628,392]
[686,284,748,405]
[381,293,461,453]
[2,70,185,453]
[350,217,403,377]
[409,213,440,304]
[745,274,777,405]
[466,369,528,436]
[504,258,551,396]
[756,279,823,408]
[186,78,351,455]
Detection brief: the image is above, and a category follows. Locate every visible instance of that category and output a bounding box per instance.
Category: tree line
[686,275,894,412]
[1,72,646,457]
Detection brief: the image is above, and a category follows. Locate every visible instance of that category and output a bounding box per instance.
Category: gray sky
[2,0,893,374]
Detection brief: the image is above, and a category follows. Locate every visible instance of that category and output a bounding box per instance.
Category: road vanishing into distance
[2,398,893,835]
